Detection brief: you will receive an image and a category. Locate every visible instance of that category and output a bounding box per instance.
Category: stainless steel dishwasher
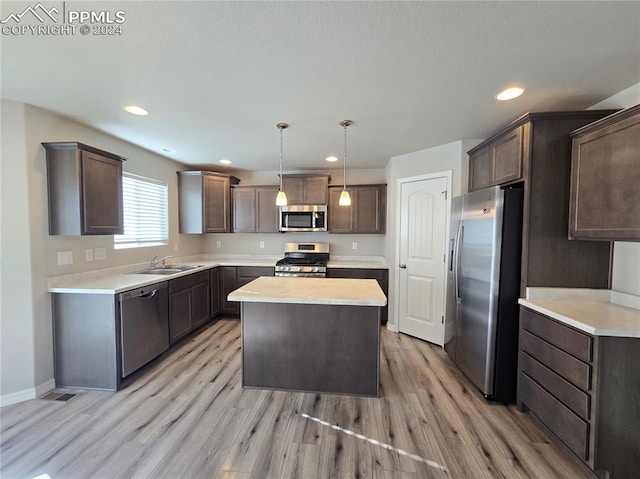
[118,282,169,377]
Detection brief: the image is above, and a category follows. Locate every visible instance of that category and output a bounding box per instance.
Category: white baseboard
[385,322,398,332]
[0,378,55,407]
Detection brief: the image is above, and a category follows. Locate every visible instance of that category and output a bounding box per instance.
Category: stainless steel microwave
[279,205,327,232]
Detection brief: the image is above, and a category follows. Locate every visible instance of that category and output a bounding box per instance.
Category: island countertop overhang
[228,276,387,306]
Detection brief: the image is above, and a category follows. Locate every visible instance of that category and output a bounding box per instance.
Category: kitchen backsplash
[202,232,386,257]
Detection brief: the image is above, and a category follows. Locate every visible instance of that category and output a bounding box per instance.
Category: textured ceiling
[2,1,639,171]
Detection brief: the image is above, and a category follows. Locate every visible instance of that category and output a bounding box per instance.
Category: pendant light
[339,119,353,206]
[276,122,288,206]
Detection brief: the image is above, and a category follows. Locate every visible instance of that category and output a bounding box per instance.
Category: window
[114,173,168,249]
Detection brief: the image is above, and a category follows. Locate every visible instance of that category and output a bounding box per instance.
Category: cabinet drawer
[520,330,591,391]
[236,266,274,279]
[520,352,591,420]
[169,270,210,294]
[519,373,589,461]
[521,309,592,362]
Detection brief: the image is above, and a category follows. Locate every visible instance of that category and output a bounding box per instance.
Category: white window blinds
[114,173,168,249]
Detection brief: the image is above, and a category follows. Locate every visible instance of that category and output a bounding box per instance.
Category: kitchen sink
[132,265,204,275]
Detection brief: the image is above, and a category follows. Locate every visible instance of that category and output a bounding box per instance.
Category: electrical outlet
[173,242,179,252]
[57,251,73,265]
[260,241,265,249]
[352,242,358,250]
[216,240,222,249]
[85,249,94,261]
[94,247,106,260]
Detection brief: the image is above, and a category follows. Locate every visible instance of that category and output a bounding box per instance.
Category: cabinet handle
[399,264,407,269]
[134,289,158,299]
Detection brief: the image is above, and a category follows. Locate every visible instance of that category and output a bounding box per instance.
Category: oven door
[275,271,326,278]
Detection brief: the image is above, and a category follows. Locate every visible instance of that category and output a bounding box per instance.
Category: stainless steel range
[275,242,329,277]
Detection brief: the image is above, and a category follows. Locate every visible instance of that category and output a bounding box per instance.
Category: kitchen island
[228,276,387,397]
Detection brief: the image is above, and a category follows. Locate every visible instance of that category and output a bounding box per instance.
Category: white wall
[1,101,36,400]
[383,140,481,329]
[0,100,203,402]
[235,168,386,187]
[589,82,640,296]
[203,233,385,257]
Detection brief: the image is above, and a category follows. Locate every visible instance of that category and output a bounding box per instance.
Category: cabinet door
[232,187,256,233]
[219,266,239,315]
[210,268,220,317]
[303,176,329,204]
[468,148,493,191]
[328,187,354,233]
[355,186,385,234]
[493,126,523,184]
[169,289,192,343]
[282,177,304,204]
[255,187,279,233]
[204,175,230,232]
[569,107,640,240]
[190,282,211,328]
[80,151,123,234]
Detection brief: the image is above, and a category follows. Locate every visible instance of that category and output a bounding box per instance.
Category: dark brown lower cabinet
[326,267,389,323]
[168,270,210,343]
[218,266,275,316]
[210,267,220,317]
[517,307,640,479]
[219,266,239,315]
[219,266,276,316]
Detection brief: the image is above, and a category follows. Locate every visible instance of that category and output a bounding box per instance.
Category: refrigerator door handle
[453,221,463,304]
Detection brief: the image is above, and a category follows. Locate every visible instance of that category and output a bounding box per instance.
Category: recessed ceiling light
[219,159,232,165]
[326,155,339,162]
[496,87,525,101]
[124,105,149,116]
[162,147,176,153]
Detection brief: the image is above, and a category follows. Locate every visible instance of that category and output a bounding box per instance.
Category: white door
[398,176,448,344]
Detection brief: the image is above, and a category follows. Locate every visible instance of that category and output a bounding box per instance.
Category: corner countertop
[227,276,387,306]
[47,255,389,295]
[519,288,640,338]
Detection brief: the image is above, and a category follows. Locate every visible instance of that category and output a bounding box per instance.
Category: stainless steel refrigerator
[444,184,523,403]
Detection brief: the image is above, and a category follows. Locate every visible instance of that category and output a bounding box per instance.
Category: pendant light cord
[280,126,284,191]
[343,123,348,190]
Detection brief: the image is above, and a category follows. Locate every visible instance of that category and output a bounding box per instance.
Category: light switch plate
[85,249,94,261]
[94,247,106,260]
[352,242,358,250]
[216,240,222,249]
[260,241,265,249]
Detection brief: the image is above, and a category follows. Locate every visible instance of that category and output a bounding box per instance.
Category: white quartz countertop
[47,255,389,294]
[519,288,640,338]
[227,276,387,306]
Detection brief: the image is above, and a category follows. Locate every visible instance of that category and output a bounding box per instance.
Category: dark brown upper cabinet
[42,142,125,236]
[569,104,640,241]
[328,184,386,234]
[468,111,618,295]
[468,125,524,191]
[281,174,330,205]
[232,185,279,233]
[178,171,240,233]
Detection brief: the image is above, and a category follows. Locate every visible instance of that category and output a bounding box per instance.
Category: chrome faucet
[150,255,173,269]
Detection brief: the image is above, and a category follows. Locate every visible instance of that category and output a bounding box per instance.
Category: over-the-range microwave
[279,205,327,232]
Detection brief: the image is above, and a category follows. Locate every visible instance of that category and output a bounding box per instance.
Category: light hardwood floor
[1,318,594,479]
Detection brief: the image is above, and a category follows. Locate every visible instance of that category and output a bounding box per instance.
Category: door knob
[399,264,407,269]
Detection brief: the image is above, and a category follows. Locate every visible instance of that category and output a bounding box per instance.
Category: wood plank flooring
[1,319,595,479]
